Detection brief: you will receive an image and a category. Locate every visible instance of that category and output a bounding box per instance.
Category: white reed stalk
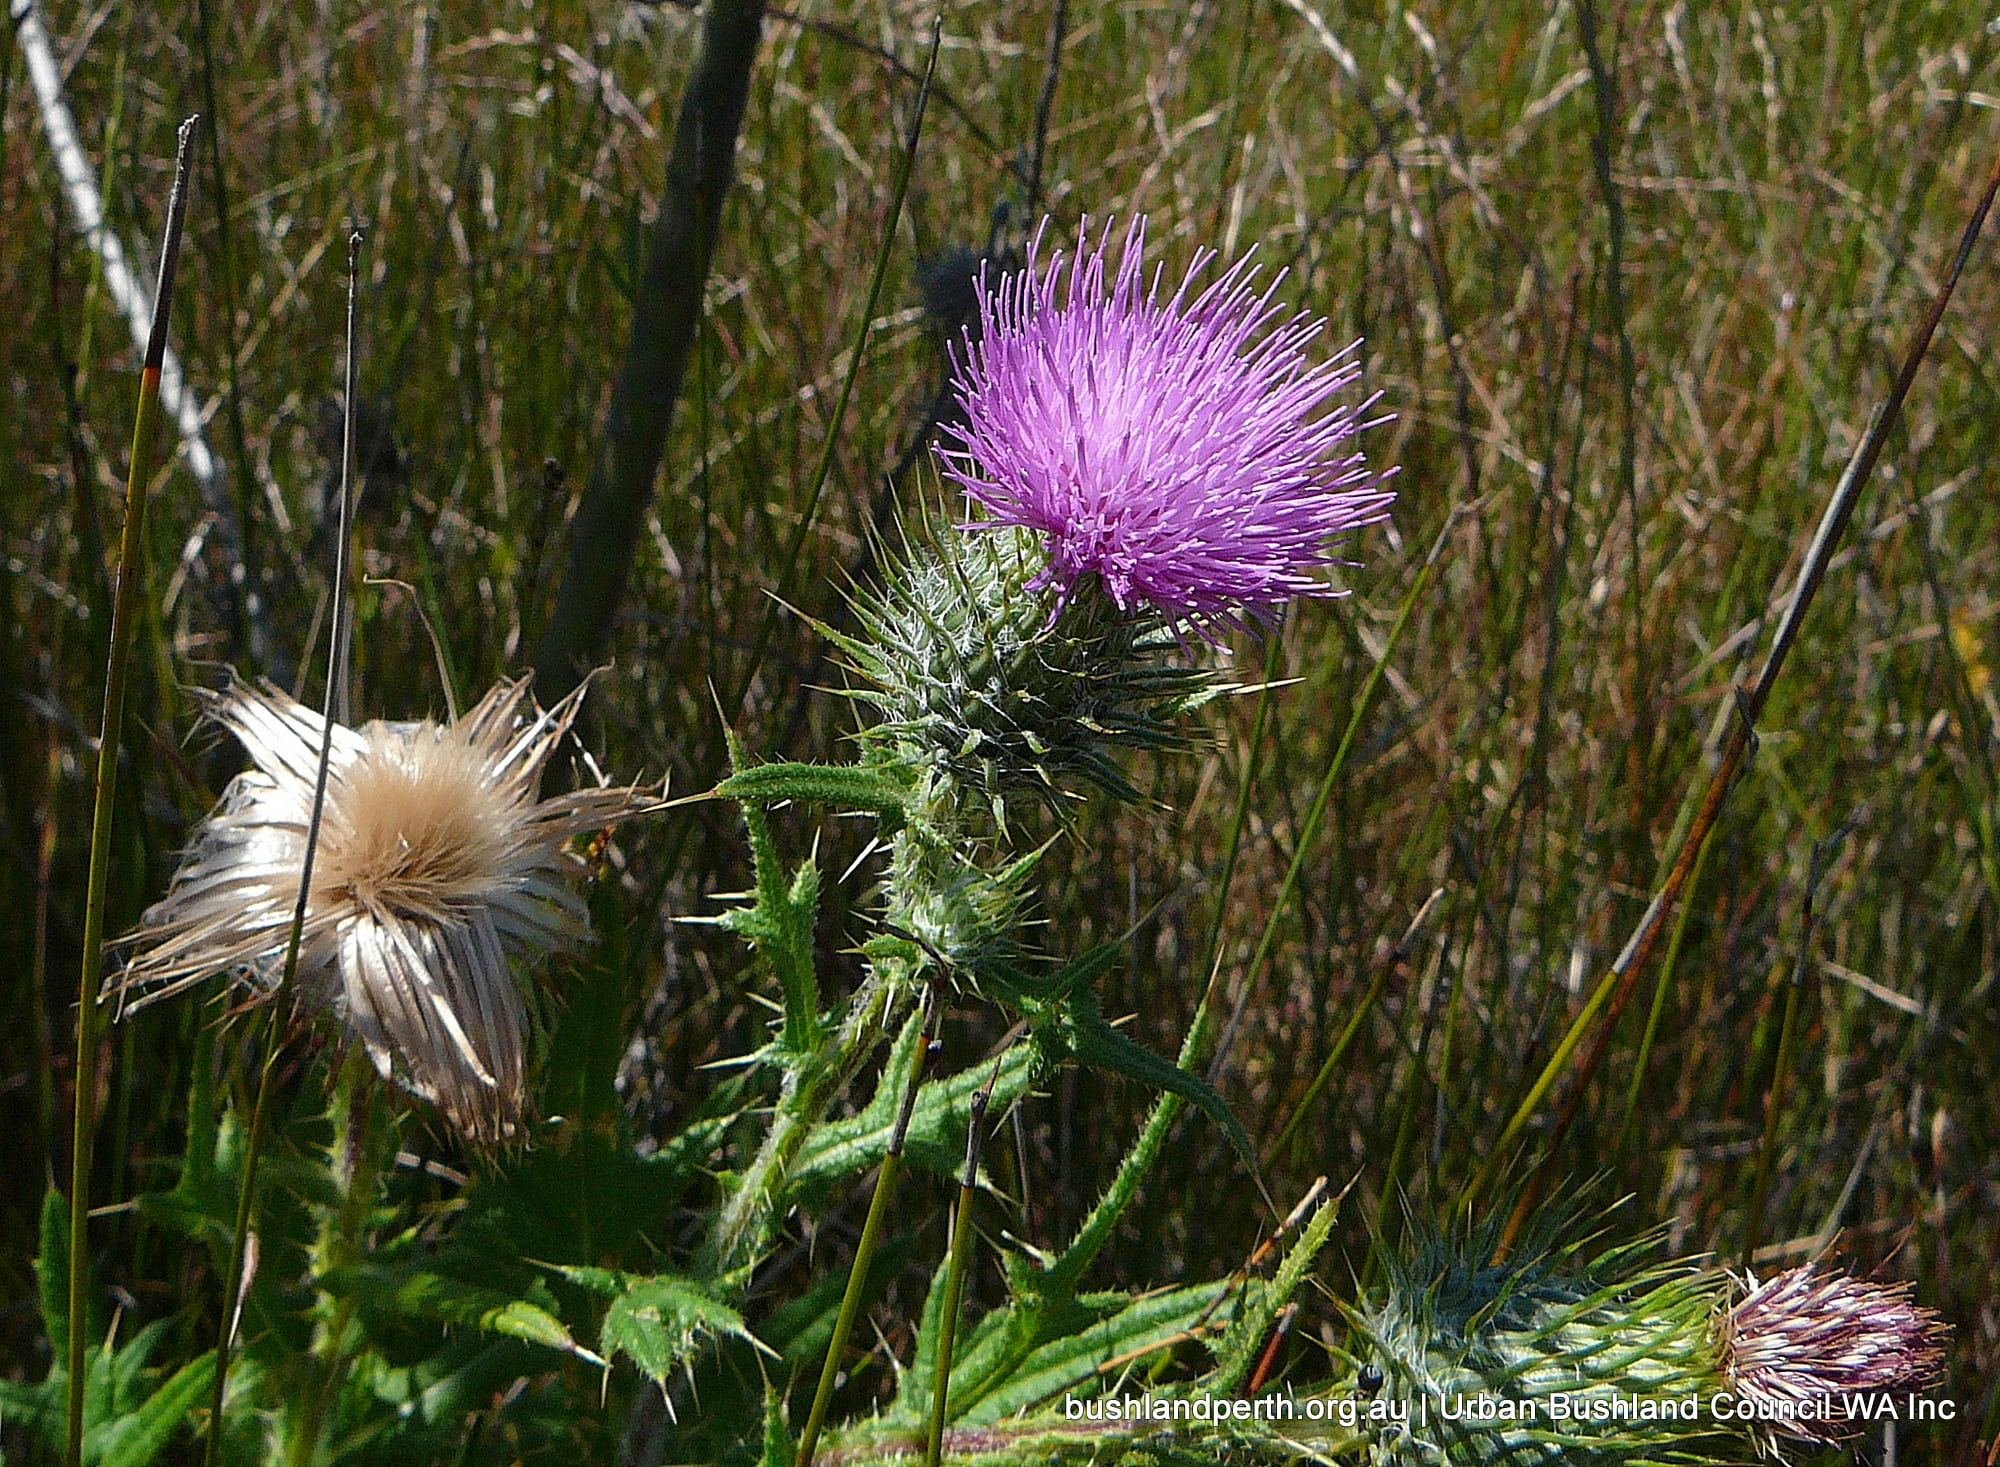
[14,0,259,643]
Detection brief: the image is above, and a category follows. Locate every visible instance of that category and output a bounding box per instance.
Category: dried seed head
[1721,1265,1947,1447]
[118,675,662,1142]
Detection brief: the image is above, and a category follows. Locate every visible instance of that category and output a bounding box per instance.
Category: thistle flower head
[118,676,661,1142]
[1721,1265,1947,1447]
[936,215,1394,631]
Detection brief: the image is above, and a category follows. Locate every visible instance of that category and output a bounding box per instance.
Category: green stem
[1615,824,1715,1149]
[1741,966,1801,1268]
[795,991,935,1467]
[66,116,197,1467]
[704,973,901,1280]
[205,230,369,1467]
[286,1053,387,1467]
[923,1082,990,1467]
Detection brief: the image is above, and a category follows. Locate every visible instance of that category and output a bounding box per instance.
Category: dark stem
[535,0,768,697]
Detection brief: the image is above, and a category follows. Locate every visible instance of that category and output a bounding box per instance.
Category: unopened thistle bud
[1356,1206,1723,1465]
[117,676,662,1142]
[1355,1200,1952,1466]
[882,803,1040,984]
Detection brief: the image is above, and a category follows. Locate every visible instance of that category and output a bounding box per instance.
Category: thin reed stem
[1266,887,1442,1168]
[1742,819,1849,1265]
[66,115,197,1467]
[733,13,942,719]
[204,230,367,1467]
[922,1074,993,1467]
[1466,148,2000,1218]
[794,990,936,1467]
[1615,826,1715,1150]
[1205,503,1465,1088]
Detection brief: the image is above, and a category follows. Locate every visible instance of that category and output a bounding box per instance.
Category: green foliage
[719,792,829,1054]
[327,1262,598,1363]
[717,760,917,818]
[10,2,1991,1463]
[551,1265,764,1386]
[789,1021,1039,1193]
[0,1322,215,1467]
[1031,988,1258,1177]
[1204,1197,1340,1396]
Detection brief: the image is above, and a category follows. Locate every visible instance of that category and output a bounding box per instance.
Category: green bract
[836,521,1218,824]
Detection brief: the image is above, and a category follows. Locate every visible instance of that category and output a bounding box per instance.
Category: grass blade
[67,113,199,1467]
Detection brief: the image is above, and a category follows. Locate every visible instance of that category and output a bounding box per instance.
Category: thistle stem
[65,115,197,1467]
[704,972,901,1279]
[286,1052,387,1467]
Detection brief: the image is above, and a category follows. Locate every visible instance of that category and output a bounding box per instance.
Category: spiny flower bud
[839,520,1213,823]
[1720,1265,1946,1448]
[882,795,1039,985]
[1356,1205,1725,1465]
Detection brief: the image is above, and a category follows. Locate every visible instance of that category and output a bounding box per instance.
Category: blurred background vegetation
[3,0,1996,1456]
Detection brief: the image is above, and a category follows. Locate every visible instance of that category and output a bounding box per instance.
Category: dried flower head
[1721,1264,1947,1446]
[118,677,661,1142]
[936,215,1394,630]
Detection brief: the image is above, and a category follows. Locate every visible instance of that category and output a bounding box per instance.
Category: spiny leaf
[1047,992,1257,1175]
[719,759,914,814]
[89,1350,216,1467]
[963,1282,1250,1424]
[790,1040,1039,1192]
[1205,1196,1340,1393]
[547,1266,765,1385]
[331,1262,600,1364]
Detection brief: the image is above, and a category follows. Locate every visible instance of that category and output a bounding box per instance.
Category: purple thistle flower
[1721,1264,1947,1445]
[936,216,1394,630]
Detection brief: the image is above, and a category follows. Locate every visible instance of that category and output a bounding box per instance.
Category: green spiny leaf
[1049,993,1258,1176]
[790,1041,1038,1192]
[591,1271,764,1385]
[1205,1197,1340,1393]
[720,759,914,815]
[90,1349,215,1467]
